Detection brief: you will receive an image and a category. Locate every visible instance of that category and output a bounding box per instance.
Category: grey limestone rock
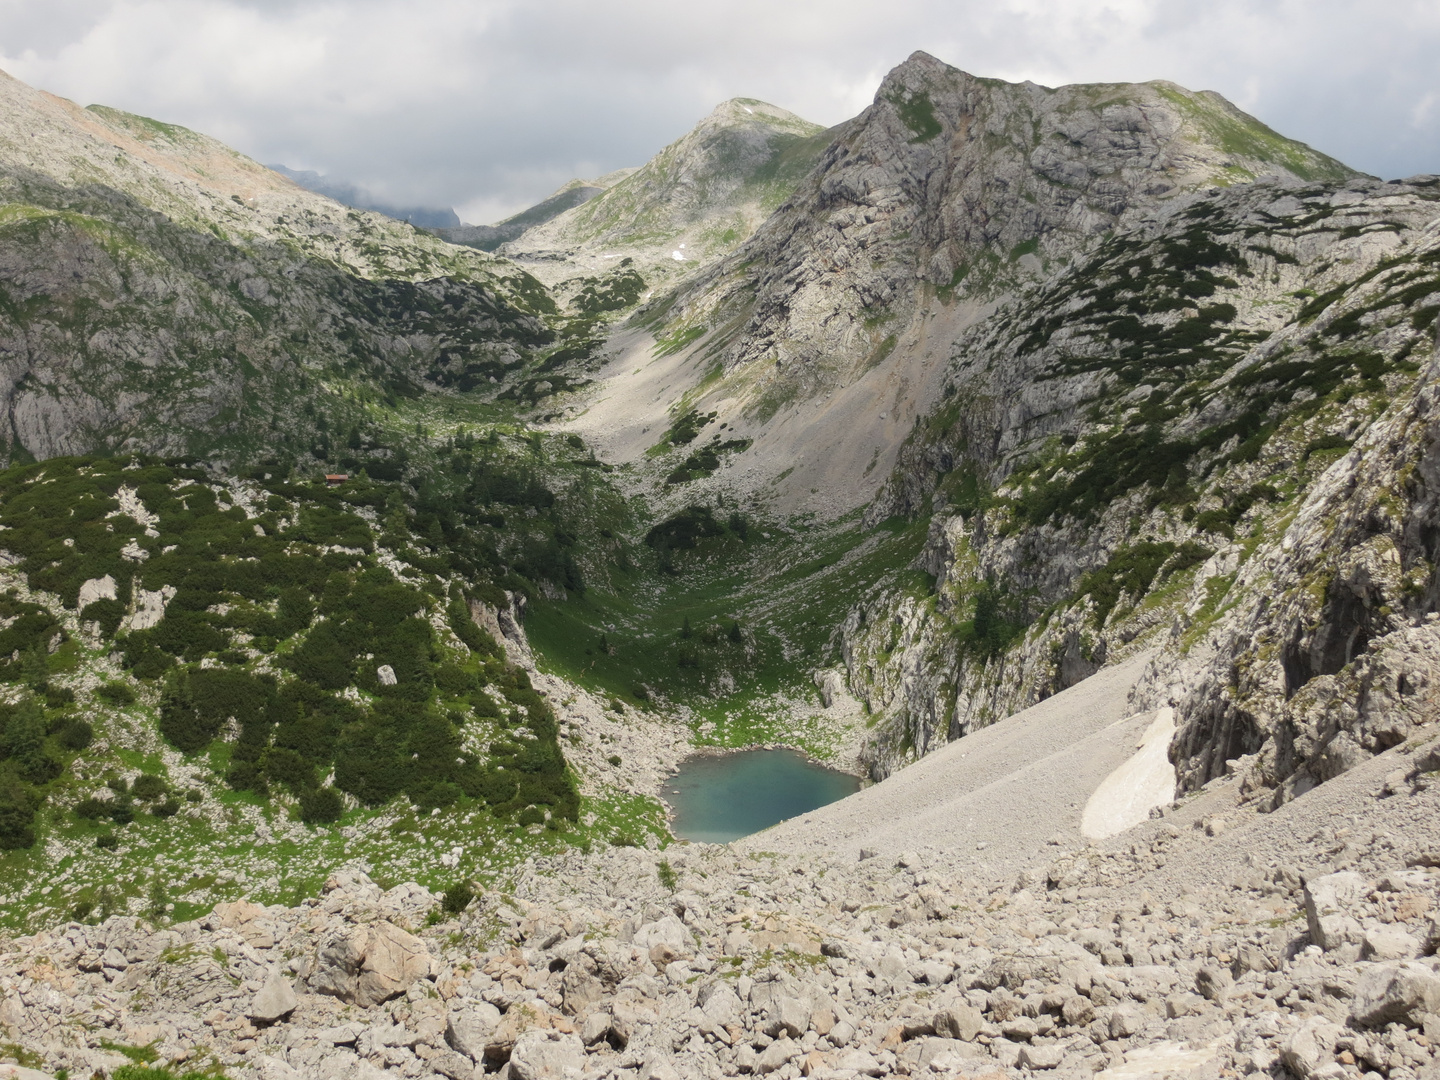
[762,994,810,1039]
[507,1029,584,1080]
[1283,1015,1344,1078]
[1365,926,1423,961]
[1017,1042,1065,1070]
[559,966,603,1016]
[934,1003,983,1041]
[1108,1006,1144,1039]
[247,966,298,1023]
[1195,963,1234,1001]
[756,1036,801,1074]
[1350,962,1440,1028]
[580,1011,612,1046]
[1305,872,1369,952]
[311,920,432,1007]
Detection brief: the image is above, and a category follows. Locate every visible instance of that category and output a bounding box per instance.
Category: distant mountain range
[436,177,619,251]
[267,163,460,228]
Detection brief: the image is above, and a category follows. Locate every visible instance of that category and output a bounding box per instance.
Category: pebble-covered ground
[4,712,1440,1080]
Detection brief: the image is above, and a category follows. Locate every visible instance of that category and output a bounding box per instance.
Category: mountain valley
[0,47,1437,1080]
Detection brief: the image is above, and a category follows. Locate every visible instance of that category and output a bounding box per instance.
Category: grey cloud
[0,0,1436,225]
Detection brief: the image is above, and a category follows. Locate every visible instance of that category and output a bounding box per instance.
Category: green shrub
[886,87,943,141]
[97,682,137,706]
[645,506,723,550]
[0,773,39,849]
[442,881,475,914]
[963,579,1028,660]
[263,747,316,792]
[434,663,476,694]
[1074,540,1207,627]
[131,774,167,801]
[298,786,344,824]
[447,596,503,658]
[275,587,315,636]
[81,598,127,637]
[44,685,75,708]
[160,667,274,754]
[152,610,227,659]
[113,1064,228,1080]
[413,780,463,811]
[120,633,174,680]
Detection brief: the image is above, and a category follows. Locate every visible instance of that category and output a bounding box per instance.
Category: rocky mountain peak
[501,95,829,278]
[614,53,1363,519]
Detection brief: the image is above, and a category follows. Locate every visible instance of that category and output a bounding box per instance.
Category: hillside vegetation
[0,50,1438,967]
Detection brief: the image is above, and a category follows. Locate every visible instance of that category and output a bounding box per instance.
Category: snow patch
[1081,708,1177,840]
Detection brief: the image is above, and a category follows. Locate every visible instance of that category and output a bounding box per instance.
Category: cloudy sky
[2,0,1437,225]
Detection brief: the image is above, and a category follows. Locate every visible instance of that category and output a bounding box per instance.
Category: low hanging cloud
[2,0,1437,225]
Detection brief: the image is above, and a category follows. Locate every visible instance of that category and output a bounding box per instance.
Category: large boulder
[311,920,432,1007]
[560,965,604,1016]
[1303,872,1368,951]
[508,1029,584,1080]
[934,1004,983,1041]
[698,982,742,1030]
[631,915,689,959]
[1282,1016,1343,1078]
[756,1037,802,1074]
[247,966,298,1023]
[485,1002,561,1062]
[446,1000,503,1061]
[764,994,811,1039]
[1349,962,1440,1028]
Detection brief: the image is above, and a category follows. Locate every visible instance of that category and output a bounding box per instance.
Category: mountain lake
[662,748,862,843]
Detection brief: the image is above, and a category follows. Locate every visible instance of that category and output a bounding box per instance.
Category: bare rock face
[0,67,548,464]
[311,920,432,1007]
[507,1029,585,1080]
[1304,872,1368,952]
[834,171,1440,787]
[247,966,298,1023]
[446,1000,502,1061]
[1350,962,1440,1028]
[507,98,826,276]
[664,51,1352,408]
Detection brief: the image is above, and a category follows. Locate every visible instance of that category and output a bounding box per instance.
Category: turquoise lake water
[662,748,862,843]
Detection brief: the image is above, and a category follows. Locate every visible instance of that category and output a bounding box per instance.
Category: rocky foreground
[4,723,1440,1080]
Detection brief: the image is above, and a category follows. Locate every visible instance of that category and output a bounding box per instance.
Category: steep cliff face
[563,52,1359,518]
[0,68,554,462]
[1153,327,1440,803]
[843,173,1440,789]
[653,51,1355,412]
